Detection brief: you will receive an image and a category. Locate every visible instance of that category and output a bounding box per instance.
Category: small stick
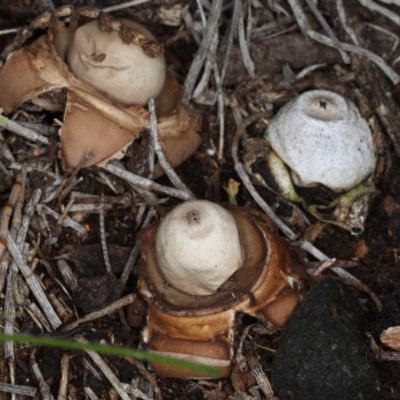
[359,0,400,27]
[304,0,350,63]
[312,258,337,275]
[124,357,162,400]
[247,355,278,400]
[0,132,15,163]
[237,0,256,76]
[41,0,55,11]
[0,28,19,36]
[62,294,136,332]
[102,0,150,13]
[4,265,17,359]
[55,151,93,208]
[119,383,153,400]
[57,354,70,400]
[48,293,72,321]
[0,117,49,145]
[148,99,194,198]
[99,194,113,275]
[0,382,37,397]
[0,174,23,261]
[7,232,62,329]
[287,0,400,84]
[336,0,359,45]
[30,348,55,400]
[120,208,156,287]
[56,259,78,292]
[78,337,131,400]
[38,205,87,237]
[27,301,53,333]
[57,177,84,206]
[182,0,223,104]
[84,387,100,400]
[105,163,192,201]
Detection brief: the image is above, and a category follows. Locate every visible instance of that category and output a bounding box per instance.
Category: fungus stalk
[155,200,244,296]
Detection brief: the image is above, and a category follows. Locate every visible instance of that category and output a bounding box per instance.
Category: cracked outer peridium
[138,205,301,378]
[0,18,203,172]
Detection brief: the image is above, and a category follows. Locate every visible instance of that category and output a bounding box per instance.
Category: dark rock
[271,278,380,400]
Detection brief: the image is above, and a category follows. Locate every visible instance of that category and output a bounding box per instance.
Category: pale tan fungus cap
[155,200,245,296]
[67,19,166,106]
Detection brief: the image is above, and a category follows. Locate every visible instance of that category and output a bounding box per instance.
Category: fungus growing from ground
[155,201,244,296]
[67,19,166,106]
[138,200,304,378]
[244,90,377,232]
[0,7,202,173]
[264,90,376,192]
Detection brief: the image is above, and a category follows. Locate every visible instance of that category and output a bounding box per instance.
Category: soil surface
[0,0,400,399]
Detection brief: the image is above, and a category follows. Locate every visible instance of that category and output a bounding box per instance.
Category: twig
[336,0,360,45]
[55,150,93,207]
[120,207,156,287]
[0,173,23,261]
[148,98,194,197]
[0,28,19,36]
[358,0,400,27]
[57,259,78,291]
[0,132,15,163]
[0,382,37,397]
[62,294,136,332]
[124,357,162,400]
[312,258,337,275]
[100,194,113,275]
[119,383,154,400]
[182,0,223,104]
[247,355,278,400]
[102,0,150,13]
[105,162,192,200]
[366,22,399,57]
[26,302,51,334]
[4,265,17,359]
[287,0,400,84]
[31,348,55,400]
[84,387,100,400]
[78,337,131,400]
[0,117,49,145]
[41,0,55,11]
[237,0,256,76]
[57,354,70,400]
[304,0,350,63]
[38,205,87,237]
[6,232,62,329]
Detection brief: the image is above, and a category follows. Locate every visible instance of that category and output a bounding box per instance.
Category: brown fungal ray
[155,102,203,178]
[0,35,69,114]
[60,91,147,169]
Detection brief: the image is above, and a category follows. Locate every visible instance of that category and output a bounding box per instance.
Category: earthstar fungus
[264,90,376,192]
[0,7,202,174]
[138,200,302,378]
[247,90,377,232]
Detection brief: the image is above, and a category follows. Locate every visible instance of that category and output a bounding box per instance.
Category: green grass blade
[0,108,6,124]
[0,333,221,376]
